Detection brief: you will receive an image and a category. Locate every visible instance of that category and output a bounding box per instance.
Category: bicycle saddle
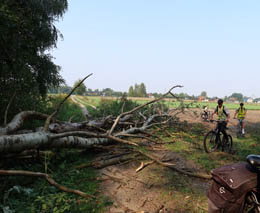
[247,154,260,171]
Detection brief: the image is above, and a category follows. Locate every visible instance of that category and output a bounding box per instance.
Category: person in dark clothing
[210,99,230,141]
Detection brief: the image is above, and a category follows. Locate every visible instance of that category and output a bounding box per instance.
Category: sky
[52,0,260,98]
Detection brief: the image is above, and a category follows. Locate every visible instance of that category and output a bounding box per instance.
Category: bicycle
[236,119,245,138]
[203,120,233,153]
[200,110,210,121]
[208,154,260,212]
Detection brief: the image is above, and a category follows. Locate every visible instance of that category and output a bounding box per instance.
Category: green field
[73,95,260,110]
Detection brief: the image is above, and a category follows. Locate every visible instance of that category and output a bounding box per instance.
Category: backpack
[207,162,257,213]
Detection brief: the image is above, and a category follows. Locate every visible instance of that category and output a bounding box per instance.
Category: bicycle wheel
[244,191,260,213]
[237,123,242,138]
[204,131,218,153]
[200,113,206,121]
[223,135,233,153]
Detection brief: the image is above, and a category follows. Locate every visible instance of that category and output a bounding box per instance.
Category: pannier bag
[207,162,257,213]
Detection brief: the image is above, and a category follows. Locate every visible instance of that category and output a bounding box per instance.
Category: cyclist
[233,102,247,135]
[210,99,230,141]
[203,105,209,116]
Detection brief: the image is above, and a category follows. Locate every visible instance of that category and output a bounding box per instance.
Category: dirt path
[97,142,210,213]
[97,108,260,213]
[70,95,89,118]
[177,108,260,136]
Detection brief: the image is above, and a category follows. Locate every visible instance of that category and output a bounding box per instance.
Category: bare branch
[137,150,212,179]
[0,170,92,199]
[108,85,183,135]
[136,161,154,172]
[4,92,16,126]
[0,111,54,136]
[44,73,93,132]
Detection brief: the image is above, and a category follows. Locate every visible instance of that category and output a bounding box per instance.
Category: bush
[87,98,169,119]
[23,95,85,129]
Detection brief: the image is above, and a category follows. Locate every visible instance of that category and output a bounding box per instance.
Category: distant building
[198,96,206,101]
[148,93,154,99]
[227,97,237,103]
[247,98,253,103]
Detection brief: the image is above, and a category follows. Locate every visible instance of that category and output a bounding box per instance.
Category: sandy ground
[99,150,209,213]
[177,108,260,136]
[96,108,260,213]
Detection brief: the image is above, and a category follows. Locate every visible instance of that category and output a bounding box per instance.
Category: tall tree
[73,80,87,96]
[0,0,68,124]
[128,86,134,97]
[139,83,147,97]
[134,83,140,97]
[201,91,207,97]
[230,93,244,102]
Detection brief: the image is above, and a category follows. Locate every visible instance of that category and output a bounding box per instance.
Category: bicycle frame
[237,119,244,137]
[204,120,232,153]
[245,190,260,212]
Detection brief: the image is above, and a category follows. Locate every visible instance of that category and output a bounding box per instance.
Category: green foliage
[87,98,169,119]
[49,84,73,95]
[22,95,85,129]
[73,80,87,96]
[45,95,86,122]
[128,86,134,97]
[200,91,207,97]
[230,93,244,102]
[0,151,111,213]
[0,0,68,125]
[128,83,147,97]
[164,121,260,172]
[88,98,140,118]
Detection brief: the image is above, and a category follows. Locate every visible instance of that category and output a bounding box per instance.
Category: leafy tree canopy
[230,93,244,102]
[0,0,68,124]
[200,91,207,97]
[73,79,87,96]
[128,83,147,97]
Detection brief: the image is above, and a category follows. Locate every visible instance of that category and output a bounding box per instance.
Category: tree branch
[108,85,183,135]
[44,73,93,131]
[4,92,16,126]
[0,170,92,198]
[137,150,212,179]
[0,111,54,136]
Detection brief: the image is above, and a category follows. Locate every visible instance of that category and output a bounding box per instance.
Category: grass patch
[163,122,260,172]
[151,166,208,212]
[0,150,111,213]
[72,96,260,110]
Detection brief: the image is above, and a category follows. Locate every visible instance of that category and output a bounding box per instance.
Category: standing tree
[201,91,207,97]
[0,0,68,124]
[230,93,244,102]
[134,83,140,97]
[140,83,147,97]
[128,86,134,97]
[128,83,148,97]
[73,80,87,95]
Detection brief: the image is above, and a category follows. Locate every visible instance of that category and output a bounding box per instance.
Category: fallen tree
[0,75,211,200]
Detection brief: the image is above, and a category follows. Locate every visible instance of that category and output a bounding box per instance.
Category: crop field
[73,95,260,110]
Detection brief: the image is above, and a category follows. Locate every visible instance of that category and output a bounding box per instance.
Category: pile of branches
[0,74,211,198]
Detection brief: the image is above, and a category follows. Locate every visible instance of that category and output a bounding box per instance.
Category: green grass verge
[0,150,111,213]
[72,96,260,110]
[162,123,260,172]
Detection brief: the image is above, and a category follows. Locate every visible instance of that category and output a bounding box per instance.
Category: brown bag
[207,162,257,213]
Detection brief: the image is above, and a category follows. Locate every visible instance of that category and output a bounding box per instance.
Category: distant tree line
[128,83,147,97]
[49,82,260,103]
[48,81,127,97]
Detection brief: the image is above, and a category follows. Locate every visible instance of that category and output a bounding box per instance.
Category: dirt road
[98,108,260,213]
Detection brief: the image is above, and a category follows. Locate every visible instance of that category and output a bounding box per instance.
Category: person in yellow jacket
[233,102,247,135]
[210,99,230,141]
